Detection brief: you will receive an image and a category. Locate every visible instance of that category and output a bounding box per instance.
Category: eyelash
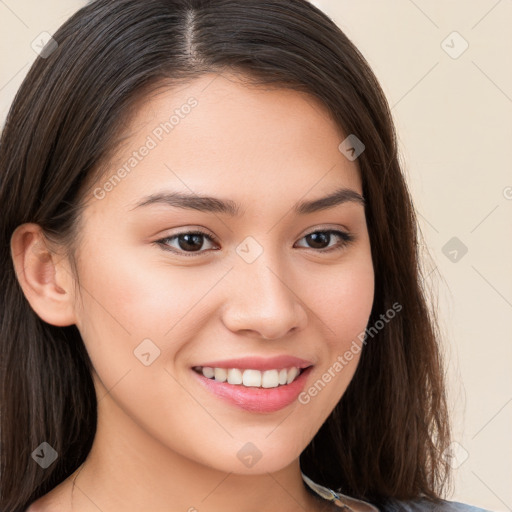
[154,228,355,257]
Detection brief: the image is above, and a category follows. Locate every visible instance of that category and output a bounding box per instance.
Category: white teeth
[202,366,214,379]
[242,369,261,387]
[214,367,227,382]
[286,367,299,384]
[261,369,279,388]
[227,368,243,385]
[197,366,304,388]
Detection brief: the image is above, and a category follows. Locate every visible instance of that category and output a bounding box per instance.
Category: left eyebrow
[294,187,365,214]
[129,186,365,216]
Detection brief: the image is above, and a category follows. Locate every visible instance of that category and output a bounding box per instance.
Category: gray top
[301,472,494,512]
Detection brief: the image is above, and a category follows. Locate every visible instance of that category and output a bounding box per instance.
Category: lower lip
[191,367,313,413]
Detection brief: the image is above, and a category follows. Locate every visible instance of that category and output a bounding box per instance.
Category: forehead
[86,72,362,216]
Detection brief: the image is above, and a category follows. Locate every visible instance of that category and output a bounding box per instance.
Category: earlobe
[10,223,77,327]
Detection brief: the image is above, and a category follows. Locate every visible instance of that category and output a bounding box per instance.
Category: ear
[10,223,78,327]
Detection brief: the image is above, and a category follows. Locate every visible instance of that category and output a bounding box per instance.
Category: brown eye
[156,230,218,256]
[176,233,207,252]
[295,230,354,252]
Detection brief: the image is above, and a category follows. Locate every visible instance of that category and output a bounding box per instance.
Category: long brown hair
[0,1,452,510]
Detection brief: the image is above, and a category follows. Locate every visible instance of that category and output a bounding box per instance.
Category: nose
[220,250,308,340]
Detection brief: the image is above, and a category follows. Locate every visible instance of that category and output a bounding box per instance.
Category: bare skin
[15,72,375,512]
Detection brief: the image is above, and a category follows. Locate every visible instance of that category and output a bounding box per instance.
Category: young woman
[0,1,492,511]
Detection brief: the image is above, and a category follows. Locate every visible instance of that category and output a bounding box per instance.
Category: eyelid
[300,223,351,238]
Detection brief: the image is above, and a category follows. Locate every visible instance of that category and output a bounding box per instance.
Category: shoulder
[379,497,494,512]
[24,482,71,512]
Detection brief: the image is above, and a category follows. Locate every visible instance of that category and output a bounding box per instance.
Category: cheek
[287,259,374,443]
[77,244,217,334]
[310,255,375,348]
[73,247,228,380]
[304,253,374,385]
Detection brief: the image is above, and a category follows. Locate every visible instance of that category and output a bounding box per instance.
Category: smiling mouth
[192,365,309,388]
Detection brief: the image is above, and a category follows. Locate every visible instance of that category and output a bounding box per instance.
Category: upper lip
[193,355,314,371]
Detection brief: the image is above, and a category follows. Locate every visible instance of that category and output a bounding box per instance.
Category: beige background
[1,1,511,510]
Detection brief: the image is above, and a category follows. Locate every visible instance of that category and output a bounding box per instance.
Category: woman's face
[71,73,374,475]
